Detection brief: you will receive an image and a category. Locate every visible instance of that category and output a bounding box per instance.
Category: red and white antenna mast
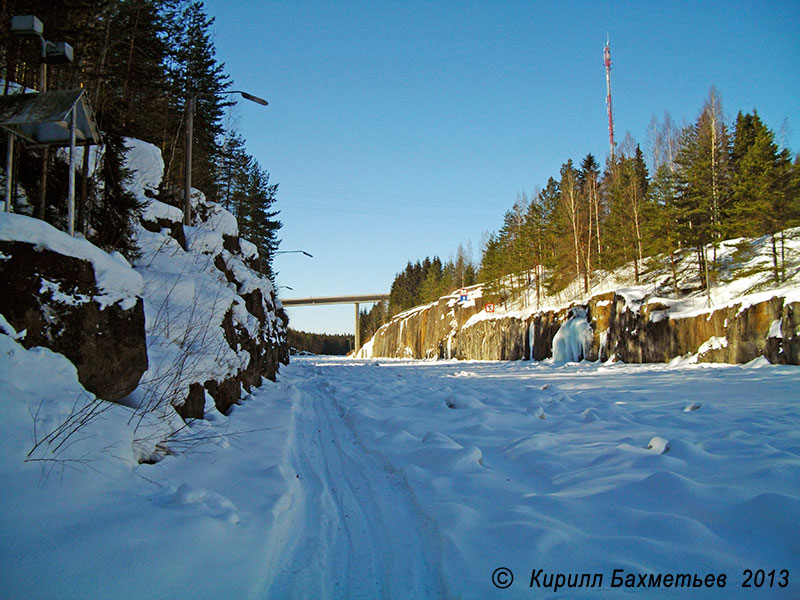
[604,36,615,161]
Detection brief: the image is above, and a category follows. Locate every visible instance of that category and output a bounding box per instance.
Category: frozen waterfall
[551,307,593,363]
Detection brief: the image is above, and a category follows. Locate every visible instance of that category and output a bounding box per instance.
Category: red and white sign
[485,303,495,313]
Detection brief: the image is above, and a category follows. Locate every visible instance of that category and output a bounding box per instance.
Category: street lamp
[10,15,74,220]
[184,89,268,225]
[275,250,314,257]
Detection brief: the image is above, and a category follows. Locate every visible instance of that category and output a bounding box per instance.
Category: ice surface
[2,353,798,599]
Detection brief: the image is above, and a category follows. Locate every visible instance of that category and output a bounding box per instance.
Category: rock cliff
[0,138,289,422]
[364,287,800,366]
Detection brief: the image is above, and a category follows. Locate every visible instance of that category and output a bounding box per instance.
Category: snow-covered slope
[123,138,288,418]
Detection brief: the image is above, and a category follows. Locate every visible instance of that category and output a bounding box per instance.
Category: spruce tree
[729,112,794,282]
[674,90,731,290]
[239,161,281,280]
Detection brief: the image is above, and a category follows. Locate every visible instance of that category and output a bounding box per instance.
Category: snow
[124,138,164,200]
[117,138,281,414]
[0,212,143,309]
[3,135,799,597]
[698,336,729,355]
[142,197,183,224]
[122,138,183,224]
[1,349,799,599]
[133,227,252,405]
[769,318,783,339]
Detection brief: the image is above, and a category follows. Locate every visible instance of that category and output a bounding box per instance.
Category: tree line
[479,89,799,308]
[356,244,479,343]
[287,329,353,356]
[362,88,799,346]
[1,0,281,277]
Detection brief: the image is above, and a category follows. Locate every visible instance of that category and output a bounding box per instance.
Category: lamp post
[275,250,314,257]
[184,89,268,226]
[10,15,74,220]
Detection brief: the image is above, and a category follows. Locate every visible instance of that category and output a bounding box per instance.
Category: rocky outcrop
[365,286,800,366]
[366,291,482,359]
[158,198,289,420]
[0,226,148,402]
[122,139,289,420]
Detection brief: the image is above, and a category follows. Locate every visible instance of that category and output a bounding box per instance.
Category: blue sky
[202,0,800,334]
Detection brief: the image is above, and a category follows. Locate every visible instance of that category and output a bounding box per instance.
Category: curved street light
[184,89,268,225]
[275,250,313,257]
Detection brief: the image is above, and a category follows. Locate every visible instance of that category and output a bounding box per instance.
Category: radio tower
[604,36,615,161]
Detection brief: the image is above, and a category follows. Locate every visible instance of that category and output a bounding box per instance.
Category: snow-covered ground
[1,344,798,598]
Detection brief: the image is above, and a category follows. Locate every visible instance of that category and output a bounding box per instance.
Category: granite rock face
[365,288,800,366]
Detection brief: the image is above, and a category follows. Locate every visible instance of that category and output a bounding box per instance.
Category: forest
[360,88,800,343]
[0,0,281,278]
[287,329,354,356]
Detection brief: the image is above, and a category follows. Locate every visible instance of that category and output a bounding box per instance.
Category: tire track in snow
[262,364,446,599]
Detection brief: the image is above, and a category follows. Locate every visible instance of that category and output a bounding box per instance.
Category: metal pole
[38,35,48,220]
[5,133,14,213]
[68,106,76,235]
[354,302,361,352]
[183,96,194,226]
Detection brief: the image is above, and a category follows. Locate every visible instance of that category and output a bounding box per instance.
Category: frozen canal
[2,350,799,598]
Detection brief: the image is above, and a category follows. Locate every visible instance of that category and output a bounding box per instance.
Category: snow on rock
[0,213,143,308]
[118,138,287,418]
[646,435,670,454]
[0,213,148,401]
[698,336,728,354]
[192,189,239,237]
[769,318,783,339]
[123,138,184,226]
[551,307,593,363]
[124,138,164,200]
[133,221,286,417]
[142,197,183,225]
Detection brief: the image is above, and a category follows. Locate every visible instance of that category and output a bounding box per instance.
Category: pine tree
[644,164,681,294]
[579,153,601,287]
[559,159,582,291]
[161,1,231,197]
[90,129,144,258]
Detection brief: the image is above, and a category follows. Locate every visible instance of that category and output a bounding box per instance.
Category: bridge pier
[355,302,360,352]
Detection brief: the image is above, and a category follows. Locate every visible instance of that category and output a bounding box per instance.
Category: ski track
[262,364,446,599]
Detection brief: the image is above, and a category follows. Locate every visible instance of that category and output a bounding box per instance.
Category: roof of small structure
[0,89,101,147]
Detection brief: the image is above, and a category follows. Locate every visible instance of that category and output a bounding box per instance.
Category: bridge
[281,294,390,351]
